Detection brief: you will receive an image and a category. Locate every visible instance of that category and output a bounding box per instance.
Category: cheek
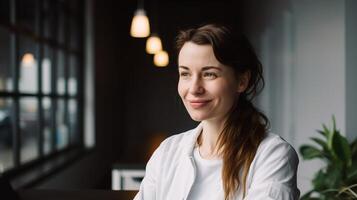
[177,80,186,99]
[213,83,237,104]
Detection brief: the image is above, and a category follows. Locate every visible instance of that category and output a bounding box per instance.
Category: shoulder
[259,133,298,156]
[246,133,300,199]
[254,132,299,170]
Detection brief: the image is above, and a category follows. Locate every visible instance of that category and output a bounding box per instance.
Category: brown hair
[176,24,269,199]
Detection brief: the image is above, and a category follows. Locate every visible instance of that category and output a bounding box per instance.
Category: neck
[198,119,226,159]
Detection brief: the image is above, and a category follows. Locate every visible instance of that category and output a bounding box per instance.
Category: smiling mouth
[188,100,211,109]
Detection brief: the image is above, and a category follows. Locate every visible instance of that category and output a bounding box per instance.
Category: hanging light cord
[138,0,144,9]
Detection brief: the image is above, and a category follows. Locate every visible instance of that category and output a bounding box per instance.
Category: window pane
[43,0,56,39]
[17,0,38,34]
[0,0,10,23]
[0,27,13,91]
[68,99,78,144]
[19,36,38,93]
[42,97,52,155]
[70,17,80,50]
[42,45,53,94]
[68,55,77,96]
[20,98,39,164]
[57,50,65,94]
[0,98,14,172]
[56,99,68,150]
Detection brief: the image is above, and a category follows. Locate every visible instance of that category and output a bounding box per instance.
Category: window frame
[0,0,85,188]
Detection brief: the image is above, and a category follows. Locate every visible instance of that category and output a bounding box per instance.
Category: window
[0,0,83,177]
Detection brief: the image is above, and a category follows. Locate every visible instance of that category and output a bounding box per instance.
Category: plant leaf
[300,117,356,200]
[300,145,324,160]
[326,124,335,152]
[332,115,336,132]
[350,138,357,159]
[317,129,329,139]
[337,184,357,199]
[347,167,357,183]
[313,169,328,190]
[311,137,328,151]
[324,166,343,189]
[332,131,352,167]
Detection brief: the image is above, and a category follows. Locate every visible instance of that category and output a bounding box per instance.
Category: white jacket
[134,124,300,200]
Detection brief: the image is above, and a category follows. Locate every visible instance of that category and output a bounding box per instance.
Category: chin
[190,117,203,122]
[188,112,209,122]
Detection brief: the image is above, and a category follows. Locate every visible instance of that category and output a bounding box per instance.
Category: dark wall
[94,0,243,164]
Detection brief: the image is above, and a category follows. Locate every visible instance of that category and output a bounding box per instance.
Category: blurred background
[0,0,356,196]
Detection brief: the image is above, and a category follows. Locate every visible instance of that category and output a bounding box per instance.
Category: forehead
[178,42,221,68]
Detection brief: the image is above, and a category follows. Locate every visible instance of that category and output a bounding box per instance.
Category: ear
[237,71,251,93]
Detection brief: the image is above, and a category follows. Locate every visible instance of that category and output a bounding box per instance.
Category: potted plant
[300,116,357,200]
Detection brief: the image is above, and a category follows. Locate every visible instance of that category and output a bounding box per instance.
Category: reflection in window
[57,50,65,94]
[56,99,68,150]
[42,45,53,94]
[43,0,56,40]
[20,98,39,164]
[69,55,77,95]
[19,36,38,93]
[42,98,52,155]
[17,0,37,33]
[0,0,84,175]
[68,99,78,144]
[0,27,13,91]
[0,98,14,172]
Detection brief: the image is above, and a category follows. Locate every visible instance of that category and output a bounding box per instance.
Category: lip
[187,99,211,109]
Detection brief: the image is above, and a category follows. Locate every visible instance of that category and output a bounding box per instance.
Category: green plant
[300,116,357,200]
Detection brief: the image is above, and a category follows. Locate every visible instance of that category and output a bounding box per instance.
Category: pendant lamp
[146,34,162,54]
[154,50,169,67]
[130,0,150,38]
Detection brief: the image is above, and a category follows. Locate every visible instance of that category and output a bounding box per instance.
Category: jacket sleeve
[133,143,164,200]
[243,140,300,200]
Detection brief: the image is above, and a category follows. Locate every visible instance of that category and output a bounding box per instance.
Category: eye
[179,71,190,77]
[203,72,217,79]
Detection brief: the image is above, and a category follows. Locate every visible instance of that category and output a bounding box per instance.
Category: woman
[134,24,300,200]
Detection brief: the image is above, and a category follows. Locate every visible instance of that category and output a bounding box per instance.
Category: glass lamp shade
[130,9,150,38]
[21,53,36,68]
[146,35,162,54]
[154,50,169,67]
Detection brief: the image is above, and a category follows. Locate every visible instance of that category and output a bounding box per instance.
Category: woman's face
[178,42,245,122]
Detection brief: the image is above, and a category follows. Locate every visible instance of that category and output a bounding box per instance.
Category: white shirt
[186,147,224,200]
[134,123,300,200]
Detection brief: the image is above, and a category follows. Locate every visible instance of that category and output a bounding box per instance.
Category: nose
[189,76,205,95]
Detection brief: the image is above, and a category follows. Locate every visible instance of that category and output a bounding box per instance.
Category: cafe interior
[1,0,357,199]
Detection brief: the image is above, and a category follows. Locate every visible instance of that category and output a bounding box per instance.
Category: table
[18,189,137,200]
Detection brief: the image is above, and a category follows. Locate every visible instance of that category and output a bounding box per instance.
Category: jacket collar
[181,123,203,157]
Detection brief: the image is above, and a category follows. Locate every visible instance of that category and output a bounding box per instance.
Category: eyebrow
[178,66,222,71]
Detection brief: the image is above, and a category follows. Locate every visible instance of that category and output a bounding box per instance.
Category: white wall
[346,0,357,141]
[292,0,345,193]
[245,0,348,194]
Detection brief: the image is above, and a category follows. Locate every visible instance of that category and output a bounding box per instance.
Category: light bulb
[130,9,150,38]
[154,50,169,67]
[21,53,35,68]
[146,35,162,54]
